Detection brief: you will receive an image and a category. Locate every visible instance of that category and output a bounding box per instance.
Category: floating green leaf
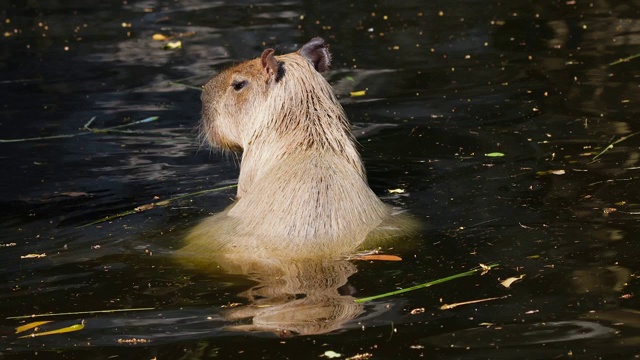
[485,152,505,157]
[591,132,639,162]
[355,263,499,303]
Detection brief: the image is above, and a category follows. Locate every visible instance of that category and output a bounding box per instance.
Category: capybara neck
[237,54,365,199]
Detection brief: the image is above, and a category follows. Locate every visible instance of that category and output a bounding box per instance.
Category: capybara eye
[232,80,248,91]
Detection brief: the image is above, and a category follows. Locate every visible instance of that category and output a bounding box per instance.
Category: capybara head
[200,37,334,152]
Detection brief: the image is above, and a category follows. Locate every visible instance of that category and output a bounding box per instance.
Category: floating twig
[440,295,507,310]
[77,184,238,228]
[168,81,203,91]
[7,307,155,320]
[609,53,640,66]
[0,116,159,143]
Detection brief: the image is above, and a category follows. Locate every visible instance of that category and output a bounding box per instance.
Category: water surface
[1,0,640,358]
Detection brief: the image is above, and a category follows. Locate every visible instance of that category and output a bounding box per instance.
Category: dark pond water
[2,0,640,358]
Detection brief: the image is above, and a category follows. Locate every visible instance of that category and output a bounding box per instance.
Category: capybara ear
[298,37,331,73]
[260,49,284,83]
[261,48,280,83]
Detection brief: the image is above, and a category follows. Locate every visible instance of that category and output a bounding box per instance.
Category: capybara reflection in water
[183,37,416,262]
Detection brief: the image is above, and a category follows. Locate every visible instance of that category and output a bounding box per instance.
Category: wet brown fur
[184,38,412,260]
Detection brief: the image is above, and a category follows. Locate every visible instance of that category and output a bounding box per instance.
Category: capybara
[184,37,414,261]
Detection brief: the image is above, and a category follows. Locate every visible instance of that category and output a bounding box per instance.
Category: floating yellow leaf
[536,169,565,176]
[15,321,52,334]
[479,263,492,275]
[152,33,168,41]
[21,253,46,259]
[322,350,342,359]
[485,152,505,157]
[388,188,405,194]
[163,40,182,50]
[500,274,525,288]
[18,322,85,338]
[350,90,366,97]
